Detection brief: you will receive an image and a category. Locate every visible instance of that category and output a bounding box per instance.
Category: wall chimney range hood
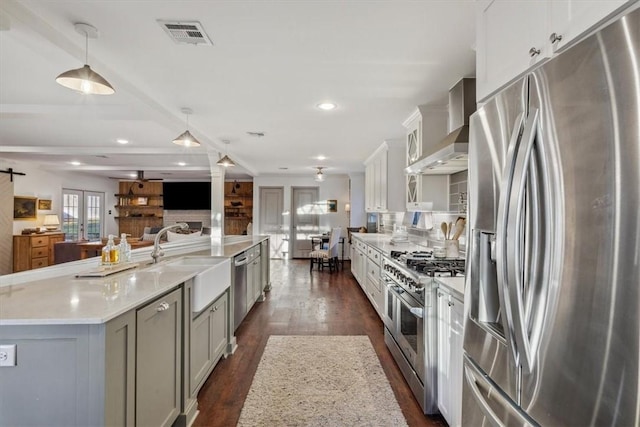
[405,78,476,175]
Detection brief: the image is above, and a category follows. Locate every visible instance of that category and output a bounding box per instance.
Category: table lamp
[43,214,60,231]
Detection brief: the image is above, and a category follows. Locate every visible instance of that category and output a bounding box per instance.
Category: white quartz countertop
[350,233,429,255]
[434,277,465,299]
[0,236,268,326]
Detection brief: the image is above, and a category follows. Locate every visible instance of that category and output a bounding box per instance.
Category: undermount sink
[166,256,221,266]
[148,256,231,312]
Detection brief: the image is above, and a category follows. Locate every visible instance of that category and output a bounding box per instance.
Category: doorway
[259,186,286,259]
[291,186,320,258]
[62,189,105,241]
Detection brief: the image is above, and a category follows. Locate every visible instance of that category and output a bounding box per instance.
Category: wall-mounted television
[163,182,211,210]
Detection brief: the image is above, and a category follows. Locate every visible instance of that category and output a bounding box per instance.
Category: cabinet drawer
[356,240,366,251]
[366,260,380,280]
[31,246,48,259]
[31,236,49,247]
[31,257,48,269]
[367,248,381,265]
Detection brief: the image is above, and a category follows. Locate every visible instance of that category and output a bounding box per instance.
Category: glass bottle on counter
[120,233,132,263]
[101,234,120,267]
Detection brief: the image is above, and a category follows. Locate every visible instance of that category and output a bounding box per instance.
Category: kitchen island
[0,235,270,427]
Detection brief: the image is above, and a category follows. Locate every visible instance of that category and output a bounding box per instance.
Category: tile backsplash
[378,210,467,254]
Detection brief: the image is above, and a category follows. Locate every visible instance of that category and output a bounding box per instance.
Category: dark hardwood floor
[194,259,447,427]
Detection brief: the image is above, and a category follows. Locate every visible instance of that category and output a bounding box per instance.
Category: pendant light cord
[84,31,89,65]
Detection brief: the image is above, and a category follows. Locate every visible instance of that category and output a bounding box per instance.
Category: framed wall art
[14,196,37,220]
[327,199,337,213]
[38,199,52,210]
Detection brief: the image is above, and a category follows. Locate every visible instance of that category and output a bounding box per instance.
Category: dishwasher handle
[234,256,249,266]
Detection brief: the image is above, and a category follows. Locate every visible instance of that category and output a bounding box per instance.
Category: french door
[62,189,105,241]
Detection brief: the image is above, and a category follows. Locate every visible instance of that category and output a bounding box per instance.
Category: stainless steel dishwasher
[233,252,249,330]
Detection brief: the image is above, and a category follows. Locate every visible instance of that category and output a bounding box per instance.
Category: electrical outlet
[0,344,16,367]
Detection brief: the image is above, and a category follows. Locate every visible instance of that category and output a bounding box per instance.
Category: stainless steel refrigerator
[463,4,640,426]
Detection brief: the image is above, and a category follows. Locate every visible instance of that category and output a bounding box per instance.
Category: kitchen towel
[237,335,408,427]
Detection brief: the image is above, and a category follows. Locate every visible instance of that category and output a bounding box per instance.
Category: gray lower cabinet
[246,246,256,313]
[190,292,228,395]
[261,238,270,291]
[105,310,136,426]
[246,244,263,313]
[252,254,262,302]
[136,287,183,427]
[0,286,184,427]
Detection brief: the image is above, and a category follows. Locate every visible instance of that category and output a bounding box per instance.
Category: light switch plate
[0,344,17,366]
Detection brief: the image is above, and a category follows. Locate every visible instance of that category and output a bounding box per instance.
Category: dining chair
[309,227,342,272]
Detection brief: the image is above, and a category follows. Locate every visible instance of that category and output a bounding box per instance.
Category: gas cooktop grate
[388,250,465,276]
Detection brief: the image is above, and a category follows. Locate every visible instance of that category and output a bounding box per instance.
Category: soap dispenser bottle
[101,234,120,266]
[120,233,132,263]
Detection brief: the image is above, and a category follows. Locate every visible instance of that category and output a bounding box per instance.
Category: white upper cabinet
[403,106,448,166]
[549,0,629,53]
[403,106,449,211]
[476,0,549,102]
[476,0,632,102]
[364,140,404,212]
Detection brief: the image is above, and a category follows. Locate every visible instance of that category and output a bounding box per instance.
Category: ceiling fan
[109,171,163,194]
[109,170,163,182]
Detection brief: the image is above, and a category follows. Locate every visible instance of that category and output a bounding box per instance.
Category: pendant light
[315,166,325,182]
[217,140,236,167]
[55,23,115,95]
[172,108,201,147]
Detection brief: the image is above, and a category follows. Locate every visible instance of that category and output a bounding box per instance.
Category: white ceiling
[0,0,476,181]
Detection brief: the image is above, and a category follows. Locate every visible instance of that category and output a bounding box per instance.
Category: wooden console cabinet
[13,232,65,272]
[224,181,253,235]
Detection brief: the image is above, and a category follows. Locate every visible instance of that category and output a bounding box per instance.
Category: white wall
[253,174,351,235]
[252,174,353,259]
[1,159,119,237]
[349,172,365,228]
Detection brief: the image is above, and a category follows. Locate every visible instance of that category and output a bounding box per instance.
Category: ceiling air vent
[157,20,213,46]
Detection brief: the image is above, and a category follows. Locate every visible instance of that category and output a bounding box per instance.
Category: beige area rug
[237,335,408,427]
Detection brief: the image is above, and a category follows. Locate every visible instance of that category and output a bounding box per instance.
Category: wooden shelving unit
[114,181,163,237]
[224,181,253,235]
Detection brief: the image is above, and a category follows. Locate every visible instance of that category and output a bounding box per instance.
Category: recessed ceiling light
[129,173,137,178]
[178,162,186,166]
[316,102,336,111]
[70,161,81,166]
[116,138,129,144]
[316,155,326,160]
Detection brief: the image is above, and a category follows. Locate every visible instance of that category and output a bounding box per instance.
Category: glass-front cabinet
[407,126,420,164]
[403,106,449,211]
[406,174,420,209]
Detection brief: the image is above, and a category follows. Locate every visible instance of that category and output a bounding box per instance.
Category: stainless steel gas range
[382,250,465,414]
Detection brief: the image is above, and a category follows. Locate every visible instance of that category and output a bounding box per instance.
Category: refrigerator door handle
[496,111,526,365]
[506,108,540,373]
[464,355,539,426]
[464,357,506,427]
